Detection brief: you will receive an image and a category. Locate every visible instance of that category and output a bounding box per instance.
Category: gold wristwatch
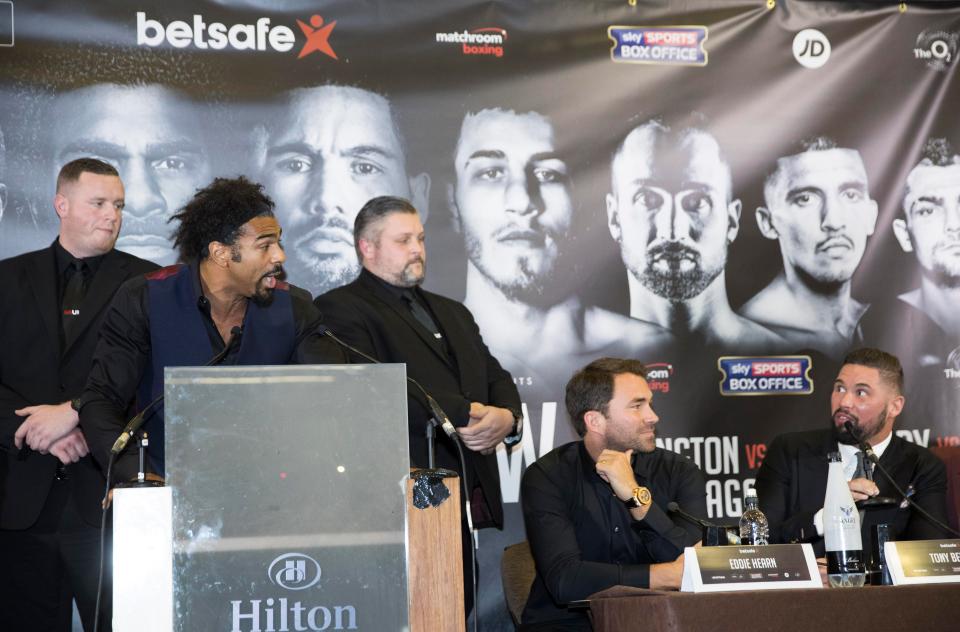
[622,486,652,509]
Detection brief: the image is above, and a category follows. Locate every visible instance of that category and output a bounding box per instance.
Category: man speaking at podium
[79,176,345,484]
[314,195,523,612]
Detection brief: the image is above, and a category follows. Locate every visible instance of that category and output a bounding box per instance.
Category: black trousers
[0,476,111,632]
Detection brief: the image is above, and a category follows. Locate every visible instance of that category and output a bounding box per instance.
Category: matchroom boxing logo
[135,12,338,60]
[646,362,674,394]
[435,27,508,57]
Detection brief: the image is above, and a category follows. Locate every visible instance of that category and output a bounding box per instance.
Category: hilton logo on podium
[230,553,358,631]
[269,552,322,590]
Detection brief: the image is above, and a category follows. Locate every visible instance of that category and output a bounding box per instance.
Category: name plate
[680,543,821,592]
[885,539,960,585]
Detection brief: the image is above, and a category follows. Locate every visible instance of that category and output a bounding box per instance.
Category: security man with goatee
[314,195,523,613]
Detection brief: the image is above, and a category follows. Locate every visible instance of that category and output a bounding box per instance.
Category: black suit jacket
[0,244,157,529]
[756,428,950,555]
[315,270,521,528]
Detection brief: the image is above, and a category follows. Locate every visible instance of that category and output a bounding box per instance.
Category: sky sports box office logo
[718,356,813,396]
[608,26,708,66]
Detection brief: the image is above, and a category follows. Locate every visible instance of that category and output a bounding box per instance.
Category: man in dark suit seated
[314,195,523,612]
[0,158,158,631]
[520,358,706,631]
[756,347,951,554]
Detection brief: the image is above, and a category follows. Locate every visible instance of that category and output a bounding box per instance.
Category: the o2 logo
[914,29,958,72]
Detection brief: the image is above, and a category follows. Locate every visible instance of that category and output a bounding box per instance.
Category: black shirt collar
[188,261,212,317]
[53,238,107,278]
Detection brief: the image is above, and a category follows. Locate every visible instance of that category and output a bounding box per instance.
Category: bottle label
[826,549,865,575]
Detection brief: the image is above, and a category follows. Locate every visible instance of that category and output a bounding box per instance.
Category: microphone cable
[93,452,115,632]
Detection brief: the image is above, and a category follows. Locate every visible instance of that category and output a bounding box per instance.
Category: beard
[605,425,657,454]
[637,241,722,301]
[397,257,426,288]
[252,265,287,307]
[287,250,361,297]
[923,254,960,289]
[464,231,568,306]
[831,407,887,446]
[795,265,848,296]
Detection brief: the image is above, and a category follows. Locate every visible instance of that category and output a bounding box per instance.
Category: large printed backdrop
[2,1,959,628]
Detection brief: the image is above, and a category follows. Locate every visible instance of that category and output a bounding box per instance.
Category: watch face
[637,487,652,505]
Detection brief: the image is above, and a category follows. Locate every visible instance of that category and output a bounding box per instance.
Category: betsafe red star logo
[135,12,339,61]
[297,15,338,60]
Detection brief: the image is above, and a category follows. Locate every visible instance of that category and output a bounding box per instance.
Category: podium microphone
[667,501,716,529]
[668,502,738,546]
[110,326,243,455]
[843,421,879,465]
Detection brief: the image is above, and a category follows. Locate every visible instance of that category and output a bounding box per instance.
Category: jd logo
[793,28,831,69]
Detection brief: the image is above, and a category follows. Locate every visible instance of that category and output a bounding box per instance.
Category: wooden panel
[407,473,465,632]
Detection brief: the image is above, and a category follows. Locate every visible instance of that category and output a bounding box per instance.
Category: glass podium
[162,364,411,631]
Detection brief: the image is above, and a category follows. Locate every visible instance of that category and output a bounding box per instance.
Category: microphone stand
[113,433,164,489]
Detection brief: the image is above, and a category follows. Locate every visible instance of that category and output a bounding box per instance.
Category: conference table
[587,584,958,631]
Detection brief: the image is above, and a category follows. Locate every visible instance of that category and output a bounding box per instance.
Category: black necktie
[853,450,874,481]
[61,260,88,340]
[401,290,440,338]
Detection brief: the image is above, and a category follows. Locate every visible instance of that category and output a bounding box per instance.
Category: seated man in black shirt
[520,357,706,630]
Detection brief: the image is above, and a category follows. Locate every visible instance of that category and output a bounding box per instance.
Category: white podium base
[113,486,173,632]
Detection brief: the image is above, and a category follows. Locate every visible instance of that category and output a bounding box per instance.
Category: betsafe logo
[268,552,322,591]
[136,12,337,60]
[793,28,831,69]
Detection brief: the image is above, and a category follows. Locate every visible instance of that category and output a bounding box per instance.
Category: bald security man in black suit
[0,158,157,632]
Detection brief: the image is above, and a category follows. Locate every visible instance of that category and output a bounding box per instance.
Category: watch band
[503,409,523,445]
